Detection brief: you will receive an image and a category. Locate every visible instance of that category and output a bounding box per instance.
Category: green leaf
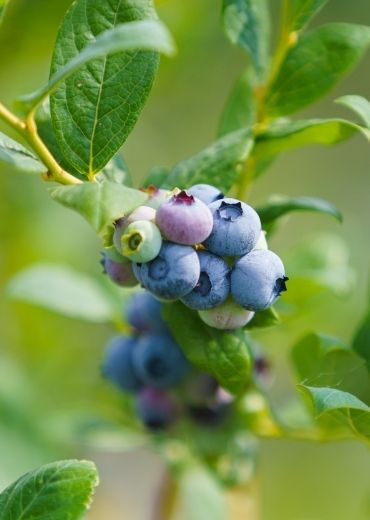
[0,459,99,520]
[163,303,251,395]
[165,128,253,193]
[49,0,172,176]
[0,131,46,174]
[96,152,132,186]
[19,18,174,115]
[265,24,370,117]
[291,333,370,404]
[253,118,368,175]
[285,233,355,298]
[299,386,370,442]
[0,0,9,27]
[288,0,328,32]
[336,95,370,129]
[245,306,280,329]
[7,263,121,323]
[218,68,257,136]
[222,0,270,78]
[256,194,342,232]
[51,182,147,236]
[353,312,370,371]
[176,465,227,520]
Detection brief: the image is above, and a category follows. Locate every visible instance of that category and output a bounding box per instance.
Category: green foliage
[285,233,354,298]
[222,0,270,78]
[218,68,256,136]
[0,459,99,520]
[253,118,368,176]
[143,165,170,188]
[177,465,226,520]
[288,0,329,32]
[299,386,370,442]
[0,0,9,26]
[165,128,253,192]
[336,95,370,129]
[0,132,46,174]
[51,182,147,236]
[265,24,370,117]
[49,0,166,176]
[353,313,370,371]
[256,194,342,233]
[245,306,280,329]
[163,303,251,395]
[7,263,122,323]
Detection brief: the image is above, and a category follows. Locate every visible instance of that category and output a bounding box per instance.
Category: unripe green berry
[198,298,254,330]
[121,220,162,263]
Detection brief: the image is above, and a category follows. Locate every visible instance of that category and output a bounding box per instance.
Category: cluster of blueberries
[102,183,288,330]
[102,291,234,430]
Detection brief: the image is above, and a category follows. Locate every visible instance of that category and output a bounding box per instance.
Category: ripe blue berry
[140,242,200,299]
[199,298,254,330]
[187,183,224,205]
[136,387,178,430]
[181,251,230,310]
[132,332,189,388]
[101,249,137,287]
[125,290,167,333]
[203,198,261,257]
[101,336,142,393]
[156,190,213,245]
[120,220,162,263]
[231,249,288,311]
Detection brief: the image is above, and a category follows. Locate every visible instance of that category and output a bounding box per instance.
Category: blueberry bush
[0,0,370,518]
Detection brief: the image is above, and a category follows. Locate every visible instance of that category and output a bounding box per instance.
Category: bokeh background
[0,0,370,518]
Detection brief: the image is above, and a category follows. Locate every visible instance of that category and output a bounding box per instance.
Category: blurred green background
[1,0,370,518]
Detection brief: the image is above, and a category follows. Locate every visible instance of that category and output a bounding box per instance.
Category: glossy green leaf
[256,195,342,231]
[222,0,270,78]
[292,333,370,404]
[353,312,370,371]
[245,306,280,329]
[288,0,328,32]
[253,118,368,175]
[19,19,174,114]
[265,24,370,117]
[218,68,257,136]
[299,386,370,442]
[285,232,355,298]
[0,131,46,174]
[163,303,251,395]
[176,465,227,520]
[51,182,147,235]
[336,95,370,129]
[165,128,253,193]
[0,459,99,520]
[7,263,121,323]
[49,0,167,176]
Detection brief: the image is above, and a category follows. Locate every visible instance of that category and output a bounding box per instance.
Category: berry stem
[0,101,82,185]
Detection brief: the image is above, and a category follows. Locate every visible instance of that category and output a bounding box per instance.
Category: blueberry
[125,290,167,333]
[156,190,213,245]
[254,231,268,250]
[101,335,142,393]
[132,332,189,388]
[199,298,255,330]
[120,220,162,263]
[136,387,178,431]
[113,206,156,253]
[187,184,224,205]
[144,185,170,210]
[140,242,200,299]
[203,198,261,257]
[101,249,137,287]
[181,251,230,310]
[231,249,288,311]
